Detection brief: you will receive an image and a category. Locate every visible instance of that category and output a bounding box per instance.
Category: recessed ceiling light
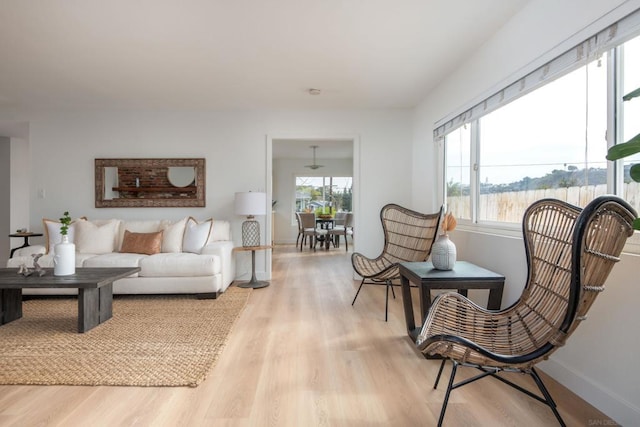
[308,88,321,95]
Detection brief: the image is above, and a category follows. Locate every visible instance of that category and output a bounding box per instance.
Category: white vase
[431,234,457,270]
[54,235,76,276]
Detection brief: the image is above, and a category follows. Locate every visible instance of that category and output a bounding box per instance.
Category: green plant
[606,87,640,230]
[59,211,71,236]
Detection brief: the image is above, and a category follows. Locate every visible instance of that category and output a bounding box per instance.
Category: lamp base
[242,219,261,247]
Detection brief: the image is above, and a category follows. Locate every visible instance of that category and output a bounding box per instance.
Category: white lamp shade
[234,192,267,216]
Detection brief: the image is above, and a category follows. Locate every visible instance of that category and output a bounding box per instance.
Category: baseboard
[540,358,640,425]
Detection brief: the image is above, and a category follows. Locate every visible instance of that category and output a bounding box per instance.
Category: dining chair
[329,212,353,251]
[351,204,442,321]
[298,212,327,251]
[295,212,305,249]
[416,196,636,426]
[334,212,347,227]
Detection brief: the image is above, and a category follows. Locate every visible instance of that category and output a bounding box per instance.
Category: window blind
[433,7,640,140]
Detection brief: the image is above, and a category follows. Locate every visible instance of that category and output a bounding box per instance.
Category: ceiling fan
[305,145,324,170]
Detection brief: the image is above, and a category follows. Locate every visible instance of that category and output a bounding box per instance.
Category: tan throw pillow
[120,230,163,255]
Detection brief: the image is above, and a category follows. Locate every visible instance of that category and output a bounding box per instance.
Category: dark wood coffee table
[0,267,140,333]
[399,261,505,343]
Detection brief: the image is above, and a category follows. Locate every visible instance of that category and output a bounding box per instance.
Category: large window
[444,31,640,228]
[620,35,640,214]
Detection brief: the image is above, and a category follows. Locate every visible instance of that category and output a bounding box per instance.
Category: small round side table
[233,245,272,288]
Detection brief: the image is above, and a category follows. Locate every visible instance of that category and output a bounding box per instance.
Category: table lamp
[234,191,267,247]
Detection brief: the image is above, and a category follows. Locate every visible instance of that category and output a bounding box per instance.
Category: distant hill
[448,165,635,196]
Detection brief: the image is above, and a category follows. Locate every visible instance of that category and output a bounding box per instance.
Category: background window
[445,126,471,220]
[295,176,352,214]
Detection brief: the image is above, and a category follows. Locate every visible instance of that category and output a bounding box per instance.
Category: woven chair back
[517,197,635,358]
[380,204,441,265]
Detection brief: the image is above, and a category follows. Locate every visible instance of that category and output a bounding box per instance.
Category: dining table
[315,217,335,249]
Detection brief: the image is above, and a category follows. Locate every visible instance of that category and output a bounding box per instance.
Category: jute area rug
[0,286,251,387]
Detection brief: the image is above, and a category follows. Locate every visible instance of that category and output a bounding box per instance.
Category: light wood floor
[0,244,615,426]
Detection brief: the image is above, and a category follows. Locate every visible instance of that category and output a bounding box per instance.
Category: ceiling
[0,0,529,113]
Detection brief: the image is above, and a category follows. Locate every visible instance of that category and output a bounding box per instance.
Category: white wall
[273,157,353,244]
[413,0,640,423]
[10,138,30,234]
[0,137,9,265]
[4,108,413,278]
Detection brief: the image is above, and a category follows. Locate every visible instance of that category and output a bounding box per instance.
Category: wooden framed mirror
[95,158,206,207]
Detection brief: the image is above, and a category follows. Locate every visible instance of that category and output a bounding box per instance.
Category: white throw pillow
[75,219,120,254]
[161,217,188,253]
[43,217,84,254]
[182,217,212,254]
[207,220,231,243]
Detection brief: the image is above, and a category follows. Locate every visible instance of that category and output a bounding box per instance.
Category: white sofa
[7,217,234,298]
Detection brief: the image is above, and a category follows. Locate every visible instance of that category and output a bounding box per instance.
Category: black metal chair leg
[385,282,390,321]
[437,360,458,427]
[530,368,566,427]
[434,358,447,389]
[351,279,365,306]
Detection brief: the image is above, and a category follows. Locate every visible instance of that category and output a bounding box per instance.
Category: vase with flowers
[431,211,457,270]
[54,211,75,276]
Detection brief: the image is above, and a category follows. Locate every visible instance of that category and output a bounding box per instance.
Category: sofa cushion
[182,217,212,254]
[139,253,220,277]
[120,230,163,255]
[75,219,120,254]
[82,253,146,277]
[160,217,188,253]
[43,217,84,254]
[6,252,95,268]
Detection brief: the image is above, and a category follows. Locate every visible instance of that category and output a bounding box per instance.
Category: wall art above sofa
[95,158,206,208]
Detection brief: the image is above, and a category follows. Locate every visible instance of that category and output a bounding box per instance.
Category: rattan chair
[416,196,636,426]
[351,204,442,321]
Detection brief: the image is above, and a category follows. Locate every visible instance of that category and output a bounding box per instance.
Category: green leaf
[633,217,640,231]
[630,164,640,182]
[607,134,640,160]
[623,87,640,102]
